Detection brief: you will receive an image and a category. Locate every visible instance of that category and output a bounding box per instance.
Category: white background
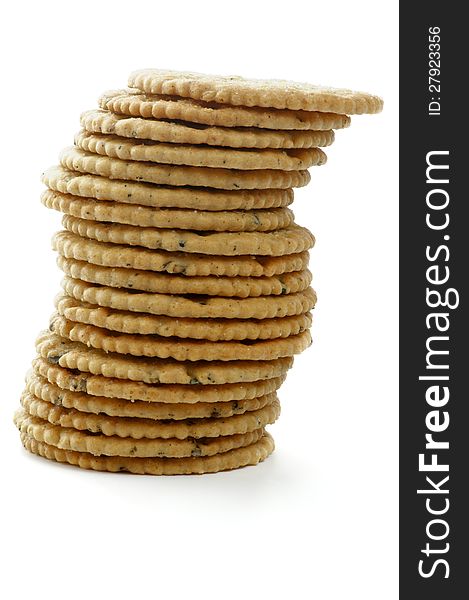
[0,1,398,598]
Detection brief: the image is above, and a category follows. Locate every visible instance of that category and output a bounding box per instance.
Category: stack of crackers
[15,69,382,475]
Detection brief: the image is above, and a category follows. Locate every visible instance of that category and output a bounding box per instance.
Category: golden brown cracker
[128,69,383,113]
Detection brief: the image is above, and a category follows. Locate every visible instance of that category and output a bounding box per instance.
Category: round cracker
[33,357,285,408]
[19,430,275,474]
[56,256,312,298]
[49,314,312,361]
[81,109,335,149]
[43,166,294,211]
[42,189,295,232]
[100,88,352,130]
[55,295,313,341]
[61,277,317,320]
[61,146,313,191]
[26,373,280,421]
[21,391,280,439]
[15,409,265,458]
[61,214,315,256]
[128,69,383,114]
[75,129,327,170]
[53,231,310,278]
[36,331,294,385]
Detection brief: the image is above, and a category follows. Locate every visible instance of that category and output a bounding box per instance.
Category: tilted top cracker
[128,68,383,114]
